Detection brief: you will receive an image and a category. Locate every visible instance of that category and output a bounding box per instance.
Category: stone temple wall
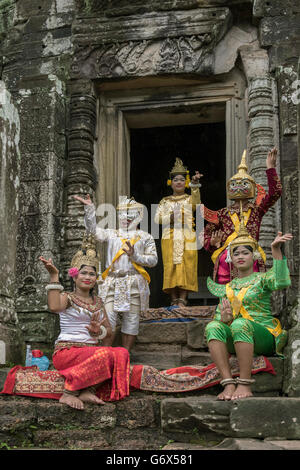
[0,0,299,393]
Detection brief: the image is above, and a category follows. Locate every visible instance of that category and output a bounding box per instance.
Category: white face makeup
[118,209,142,231]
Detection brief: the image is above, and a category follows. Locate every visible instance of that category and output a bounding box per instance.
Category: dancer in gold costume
[154,158,202,307]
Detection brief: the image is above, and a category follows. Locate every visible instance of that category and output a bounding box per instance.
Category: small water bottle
[25,345,32,367]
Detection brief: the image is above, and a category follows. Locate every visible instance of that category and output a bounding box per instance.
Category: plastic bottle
[31,350,50,371]
[25,344,32,367]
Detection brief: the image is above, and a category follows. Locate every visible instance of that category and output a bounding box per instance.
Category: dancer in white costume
[74,194,158,351]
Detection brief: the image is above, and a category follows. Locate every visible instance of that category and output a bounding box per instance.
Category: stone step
[0,392,169,450]
[1,393,300,450]
[162,438,300,450]
[161,396,300,442]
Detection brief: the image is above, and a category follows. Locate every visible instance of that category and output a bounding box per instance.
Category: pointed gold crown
[227,150,256,200]
[70,233,100,271]
[229,201,258,255]
[169,158,188,177]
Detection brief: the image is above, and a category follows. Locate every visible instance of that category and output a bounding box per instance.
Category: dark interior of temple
[130,121,226,307]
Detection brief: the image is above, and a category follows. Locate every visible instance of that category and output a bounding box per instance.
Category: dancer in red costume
[204,148,282,284]
[38,234,130,410]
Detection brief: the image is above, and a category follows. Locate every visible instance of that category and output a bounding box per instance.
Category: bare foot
[59,392,84,410]
[79,389,105,405]
[231,384,253,400]
[217,384,236,401]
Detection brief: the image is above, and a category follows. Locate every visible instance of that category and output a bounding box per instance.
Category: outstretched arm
[264,232,293,291]
[73,194,110,241]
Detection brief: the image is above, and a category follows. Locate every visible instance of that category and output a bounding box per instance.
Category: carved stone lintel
[71,8,232,79]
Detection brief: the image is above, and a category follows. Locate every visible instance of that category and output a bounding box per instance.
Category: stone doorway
[95,73,246,306]
[130,122,226,307]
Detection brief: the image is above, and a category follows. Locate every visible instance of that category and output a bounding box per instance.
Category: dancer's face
[171,174,186,194]
[231,246,254,271]
[75,266,97,290]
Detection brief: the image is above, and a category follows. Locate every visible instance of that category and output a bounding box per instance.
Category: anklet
[236,377,255,385]
[220,378,236,387]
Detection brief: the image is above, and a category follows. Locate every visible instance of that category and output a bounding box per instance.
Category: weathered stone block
[186,319,211,349]
[32,429,111,449]
[161,397,300,440]
[230,398,300,438]
[35,400,117,429]
[181,348,212,366]
[253,0,300,18]
[136,322,187,344]
[130,350,183,370]
[283,324,300,396]
[260,16,300,47]
[161,397,232,439]
[116,397,157,429]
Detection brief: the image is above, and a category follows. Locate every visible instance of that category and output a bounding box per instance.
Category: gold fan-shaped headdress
[167,158,190,187]
[169,158,188,177]
[228,201,258,257]
[70,233,100,272]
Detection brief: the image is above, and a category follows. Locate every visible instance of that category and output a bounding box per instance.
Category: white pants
[105,284,141,336]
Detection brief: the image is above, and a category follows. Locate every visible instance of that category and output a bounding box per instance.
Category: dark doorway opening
[130,122,226,308]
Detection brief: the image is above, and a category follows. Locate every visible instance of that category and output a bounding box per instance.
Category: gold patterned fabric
[154,188,200,292]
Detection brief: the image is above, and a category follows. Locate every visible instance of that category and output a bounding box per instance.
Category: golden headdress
[226,201,260,262]
[69,233,100,275]
[227,150,256,200]
[169,158,188,177]
[167,158,190,187]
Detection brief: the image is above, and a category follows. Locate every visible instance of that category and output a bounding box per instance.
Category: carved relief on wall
[71,8,231,78]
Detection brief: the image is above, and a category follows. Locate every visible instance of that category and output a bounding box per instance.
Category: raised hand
[123,241,134,257]
[39,256,59,278]
[266,147,277,169]
[73,194,93,205]
[210,230,223,248]
[271,231,293,249]
[191,171,203,184]
[86,311,105,337]
[220,298,233,325]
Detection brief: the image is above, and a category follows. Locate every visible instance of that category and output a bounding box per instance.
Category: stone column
[15,76,66,357]
[62,80,98,287]
[282,57,300,397]
[0,81,24,364]
[247,76,279,266]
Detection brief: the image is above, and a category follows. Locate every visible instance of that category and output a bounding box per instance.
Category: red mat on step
[1,356,275,400]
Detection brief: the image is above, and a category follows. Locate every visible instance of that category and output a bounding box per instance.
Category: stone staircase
[1,316,300,450]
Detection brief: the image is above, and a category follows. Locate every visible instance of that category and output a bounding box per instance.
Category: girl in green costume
[205,218,292,401]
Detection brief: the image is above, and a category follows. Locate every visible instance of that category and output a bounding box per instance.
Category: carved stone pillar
[0,81,24,364]
[282,57,300,397]
[247,77,279,266]
[15,76,66,356]
[62,81,98,286]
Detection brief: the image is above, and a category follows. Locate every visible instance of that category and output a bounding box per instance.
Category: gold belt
[54,341,98,352]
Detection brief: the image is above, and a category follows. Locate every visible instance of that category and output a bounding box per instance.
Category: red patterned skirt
[52,344,130,401]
